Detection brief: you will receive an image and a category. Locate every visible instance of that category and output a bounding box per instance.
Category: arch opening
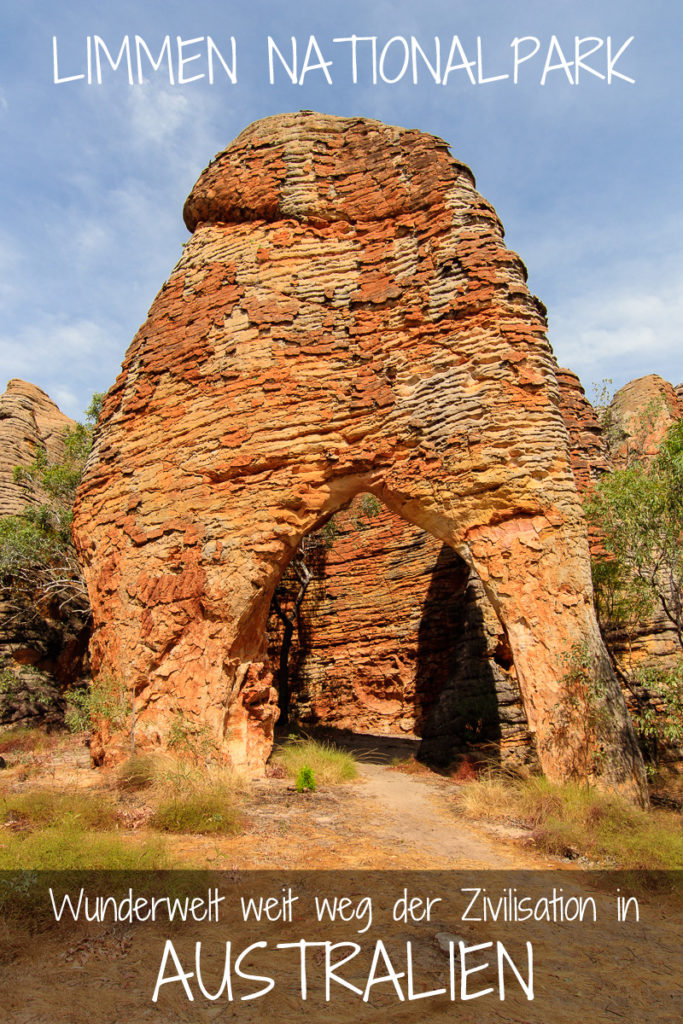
[264,492,535,770]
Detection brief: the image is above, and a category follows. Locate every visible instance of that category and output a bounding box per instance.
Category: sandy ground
[168,759,554,870]
[1,736,681,1023]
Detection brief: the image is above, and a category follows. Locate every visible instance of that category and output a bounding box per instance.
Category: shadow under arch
[415,543,531,769]
[265,490,534,770]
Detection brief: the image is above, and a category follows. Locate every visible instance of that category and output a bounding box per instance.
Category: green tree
[586,419,683,757]
[0,393,103,622]
[587,419,682,647]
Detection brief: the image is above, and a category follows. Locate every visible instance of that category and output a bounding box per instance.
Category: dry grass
[455,772,683,870]
[0,827,170,870]
[116,753,161,792]
[0,725,60,756]
[0,780,171,869]
[147,758,245,836]
[1,788,118,830]
[271,738,358,786]
[389,756,432,776]
[0,743,247,866]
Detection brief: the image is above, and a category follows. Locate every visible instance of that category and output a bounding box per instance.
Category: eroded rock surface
[0,379,75,515]
[268,499,534,770]
[608,374,681,467]
[270,367,613,770]
[73,112,645,798]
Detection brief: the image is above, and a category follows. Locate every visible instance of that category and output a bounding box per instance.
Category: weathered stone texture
[73,112,645,798]
[268,366,677,771]
[555,368,610,495]
[608,374,681,467]
[0,379,75,515]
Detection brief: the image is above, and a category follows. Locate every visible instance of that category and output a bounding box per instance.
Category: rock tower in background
[0,380,88,719]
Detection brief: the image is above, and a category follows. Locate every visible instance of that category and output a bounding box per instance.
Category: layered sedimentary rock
[555,368,610,494]
[73,112,645,798]
[0,380,88,723]
[270,366,610,770]
[0,379,75,515]
[608,374,681,467]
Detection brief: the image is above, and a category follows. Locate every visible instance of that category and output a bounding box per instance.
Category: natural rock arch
[267,493,534,770]
[73,112,646,800]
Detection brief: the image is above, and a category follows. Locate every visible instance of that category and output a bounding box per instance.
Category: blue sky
[0,0,681,419]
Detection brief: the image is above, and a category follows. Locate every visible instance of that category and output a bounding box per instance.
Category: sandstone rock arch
[73,112,646,800]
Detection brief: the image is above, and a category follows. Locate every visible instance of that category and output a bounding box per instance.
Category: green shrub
[295,766,316,793]
[65,676,130,734]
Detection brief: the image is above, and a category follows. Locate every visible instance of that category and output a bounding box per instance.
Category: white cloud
[0,317,123,418]
[127,83,190,146]
[549,268,683,390]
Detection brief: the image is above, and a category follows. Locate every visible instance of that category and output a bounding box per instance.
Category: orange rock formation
[72,112,645,799]
[0,379,75,516]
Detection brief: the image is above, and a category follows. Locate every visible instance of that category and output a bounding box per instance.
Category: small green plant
[64,687,92,733]
[360,494,381,518]
[65,675,130,733]
[0,667,17,694]
[353,493,383,531]
[295,766,316,793]
[319,518,340,548]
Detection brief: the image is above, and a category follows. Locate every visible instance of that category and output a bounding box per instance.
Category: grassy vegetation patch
[0,826,170,870]
[455,774,683,870]
[148,760,244,836]
[151,792,242,835]
[116,753,159,792]
[272,738,357,786]
[1,788,117,831]
[0,726,59,756]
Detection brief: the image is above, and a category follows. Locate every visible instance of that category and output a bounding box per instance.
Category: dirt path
[353,762,534,868]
